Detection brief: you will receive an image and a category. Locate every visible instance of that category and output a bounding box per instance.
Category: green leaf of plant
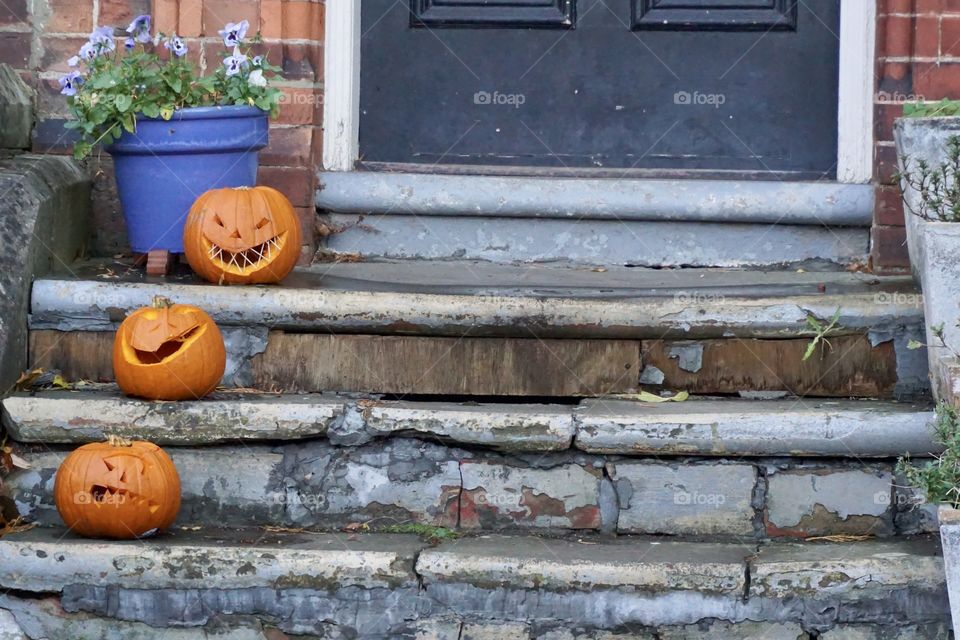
[115,94,133,113]
[907,339,925,350]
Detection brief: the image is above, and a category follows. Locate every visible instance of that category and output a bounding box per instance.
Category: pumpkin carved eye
[184,186,301,284]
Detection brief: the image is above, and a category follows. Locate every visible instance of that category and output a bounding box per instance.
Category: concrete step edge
[2,390,937,457]
[0,528,947,635]
[29,276,923,340]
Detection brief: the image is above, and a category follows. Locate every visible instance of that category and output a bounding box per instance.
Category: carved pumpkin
[113,297,225,400]
[183,186,301,284]
[54,438,181,539]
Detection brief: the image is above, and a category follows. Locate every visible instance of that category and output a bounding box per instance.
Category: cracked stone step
[3,391,936,458]
[30,266,922,340]
[0,528,947,638]
[4,442,921,537]
[0,527,421,593]
[575,398,937,457]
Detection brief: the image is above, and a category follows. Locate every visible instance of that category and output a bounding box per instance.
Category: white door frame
[323,0,876,184]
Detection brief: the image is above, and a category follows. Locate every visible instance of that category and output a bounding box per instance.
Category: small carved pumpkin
[183,186,301,284]
[113,296,225,400]
[54,438,181,539]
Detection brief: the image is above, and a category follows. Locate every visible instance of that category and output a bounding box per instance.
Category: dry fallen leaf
[0,516,36,538]
[611,390,690,403]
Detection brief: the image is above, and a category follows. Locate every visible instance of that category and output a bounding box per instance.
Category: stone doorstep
[29,270,923,341]
[0,529,948,636]
[2,391,937,458]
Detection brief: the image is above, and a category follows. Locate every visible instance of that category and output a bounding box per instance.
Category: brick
[872,224,912,268]
[310,124,323,165]
[914,61,960,98]
[914,16,939,58]
[294,206,317,254]
[261,126,313,166]
[35,77,73,119]
[611,462,757,536]
[882,60,911,83]
[884,15,915,58]
[258,166,313,207]
[0,32,30,69]
[282,1,315,41]
[0,0,27,25]
[282,42,318,81]
[875,142,900,183]
[884,0,914,13]
[874,102,904,143]
[917,0,945,13]
[39,36,90,73]
[152,0,178,34]
[203,0,259,38]
[178,0,202,37]
[46,0,94,33]
[260,0,283,39]
[765,468,894,538]
[460,460,602,530]
[875,185,906,226]
[942,16,960,57]
[277,86,320,125]
[98,0,150,29]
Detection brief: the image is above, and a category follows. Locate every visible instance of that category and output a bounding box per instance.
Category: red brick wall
[0,0,323,260]
[874,0,960,271]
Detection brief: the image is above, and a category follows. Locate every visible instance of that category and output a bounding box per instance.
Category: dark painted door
[359,0,840,179]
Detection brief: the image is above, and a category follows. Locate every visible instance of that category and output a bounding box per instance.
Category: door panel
[360,0,840,177]
[632,0,798,30]
[412,0,576,28]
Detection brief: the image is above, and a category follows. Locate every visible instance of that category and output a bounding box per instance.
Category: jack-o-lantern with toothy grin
[183,185,301,284]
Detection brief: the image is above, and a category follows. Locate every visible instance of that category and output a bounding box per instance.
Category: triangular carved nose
[229,230,242,239]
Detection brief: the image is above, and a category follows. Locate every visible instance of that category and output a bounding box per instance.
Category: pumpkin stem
[107,435,133,447]
[151,296,173,309]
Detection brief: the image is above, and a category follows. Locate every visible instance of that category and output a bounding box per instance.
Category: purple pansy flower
[83,26,116,58]
[67,55,80,67]
[218,20,249,47]
[164,35,188,58]
[59,72,83,96]
[251,55,263,67]
[223,46,248,76]
[78,41,98,61]
[124,37,136,49]
[126,14,152,43]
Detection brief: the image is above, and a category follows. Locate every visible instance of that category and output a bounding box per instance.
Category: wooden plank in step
[642,336,898,398]
[251,332,641,396]
[29,330,114,382]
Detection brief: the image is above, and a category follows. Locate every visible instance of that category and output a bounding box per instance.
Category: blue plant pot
[105,105,268,254]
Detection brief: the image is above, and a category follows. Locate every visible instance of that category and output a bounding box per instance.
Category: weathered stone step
[26,262,929,398]
[2,395,940,538]
[31,263,922,340]
[0,527,949,638]
[2,390,936,457]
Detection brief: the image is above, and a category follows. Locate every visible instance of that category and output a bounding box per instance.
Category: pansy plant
[62,16,283,159]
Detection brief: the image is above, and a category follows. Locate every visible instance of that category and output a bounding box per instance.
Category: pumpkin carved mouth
[132,326,200,364]
[88,485,162,513]
[203,232,287,274]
